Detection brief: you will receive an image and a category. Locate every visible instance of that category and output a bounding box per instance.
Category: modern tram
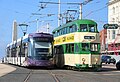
[52,19,101,70]
[6,32,54,67]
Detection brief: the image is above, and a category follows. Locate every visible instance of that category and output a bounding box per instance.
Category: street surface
[0,64,120,82]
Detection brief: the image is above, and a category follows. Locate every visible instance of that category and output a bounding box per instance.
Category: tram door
[54,45,64,68]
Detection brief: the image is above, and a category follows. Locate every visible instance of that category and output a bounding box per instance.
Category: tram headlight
[95,58,98,64]
[82,58,86,64]
[95,58,98,62]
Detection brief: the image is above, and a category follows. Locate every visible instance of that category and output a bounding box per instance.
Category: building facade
[100,29,107,53]
[107,0,120,61]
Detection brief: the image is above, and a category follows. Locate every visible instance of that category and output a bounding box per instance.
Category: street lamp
[18,23,28,65]
[18,23,28,36]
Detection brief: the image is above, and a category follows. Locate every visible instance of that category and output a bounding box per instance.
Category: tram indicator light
[103,24,119,29]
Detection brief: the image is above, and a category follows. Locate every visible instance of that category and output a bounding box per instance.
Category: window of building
[108,30,110,39]
[112,18,115,23]
[113,7,115,14]
[112,30,115,39]
[116,6,118,14]
[116,17,119,23]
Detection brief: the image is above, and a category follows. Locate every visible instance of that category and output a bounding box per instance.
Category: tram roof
[52,19,97,33]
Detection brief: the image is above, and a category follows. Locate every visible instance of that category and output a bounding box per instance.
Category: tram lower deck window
[82,43,89,51]
[66,44,74,53]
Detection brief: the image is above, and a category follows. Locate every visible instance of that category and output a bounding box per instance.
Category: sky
[0,0,108,59]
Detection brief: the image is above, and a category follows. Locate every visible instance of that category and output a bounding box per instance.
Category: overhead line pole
[79,0,93,19]
[58,0,61,27]
[39,0,93,22]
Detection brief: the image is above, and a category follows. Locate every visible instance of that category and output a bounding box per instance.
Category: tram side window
[69,24,77,33]
[57,30,60,36]
[63,28,65,34]
[66,44,70,53]
[69,26,73,33]
[11,48,16,57]
[75,44,79,52]
[67,27,69,34]
[82,43,89,51]
[71,44,74,53]
[7,47,10,57]
[59,30,62,35]
[66,44,74,53]
[80,24,87,32]
[53,32,55,37]
[21,43,25,57]
[55,46,63,54]
[89,24,95,32]
[64,27,67,34]
[55,31,57,37]
[72,24,77,32]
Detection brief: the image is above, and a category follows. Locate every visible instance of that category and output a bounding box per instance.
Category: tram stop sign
[103,24,119,29]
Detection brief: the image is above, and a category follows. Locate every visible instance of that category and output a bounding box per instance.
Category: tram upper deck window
[80,24,87,32]
[72,24,77,32]
[57,30,60,36]
[53,32,57,37]
[89,24,96,32]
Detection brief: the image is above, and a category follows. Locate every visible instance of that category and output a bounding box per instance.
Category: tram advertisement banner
[54,34,74,45]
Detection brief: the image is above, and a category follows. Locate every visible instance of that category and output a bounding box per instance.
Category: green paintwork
[52,19,98,33]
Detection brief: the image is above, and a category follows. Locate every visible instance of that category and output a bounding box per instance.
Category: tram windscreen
[89,24,96,32]
[34,42,53,60]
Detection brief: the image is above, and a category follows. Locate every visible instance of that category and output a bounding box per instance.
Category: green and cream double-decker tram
[52,19,101,70]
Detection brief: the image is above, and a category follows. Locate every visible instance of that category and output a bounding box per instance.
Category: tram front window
[82,43,89,51]
[80,24,88,32]
[89,24,96,32]
[34,42,52,60]
[90,43,98,51]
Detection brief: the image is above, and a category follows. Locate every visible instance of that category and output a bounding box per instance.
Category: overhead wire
[23,0,53,24]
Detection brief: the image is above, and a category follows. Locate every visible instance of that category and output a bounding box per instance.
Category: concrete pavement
[0,63,16,77]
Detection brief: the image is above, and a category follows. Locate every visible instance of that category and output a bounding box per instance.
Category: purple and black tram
[6,32,54,67]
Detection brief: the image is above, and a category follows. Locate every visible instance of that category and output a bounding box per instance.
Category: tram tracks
[23,69,99,82]
[23,70,33,82]
[48,70,83,82]
[49,71,61,82]
[23,69,61,82]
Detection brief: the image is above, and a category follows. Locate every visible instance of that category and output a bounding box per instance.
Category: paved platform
[0,63,16,77]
